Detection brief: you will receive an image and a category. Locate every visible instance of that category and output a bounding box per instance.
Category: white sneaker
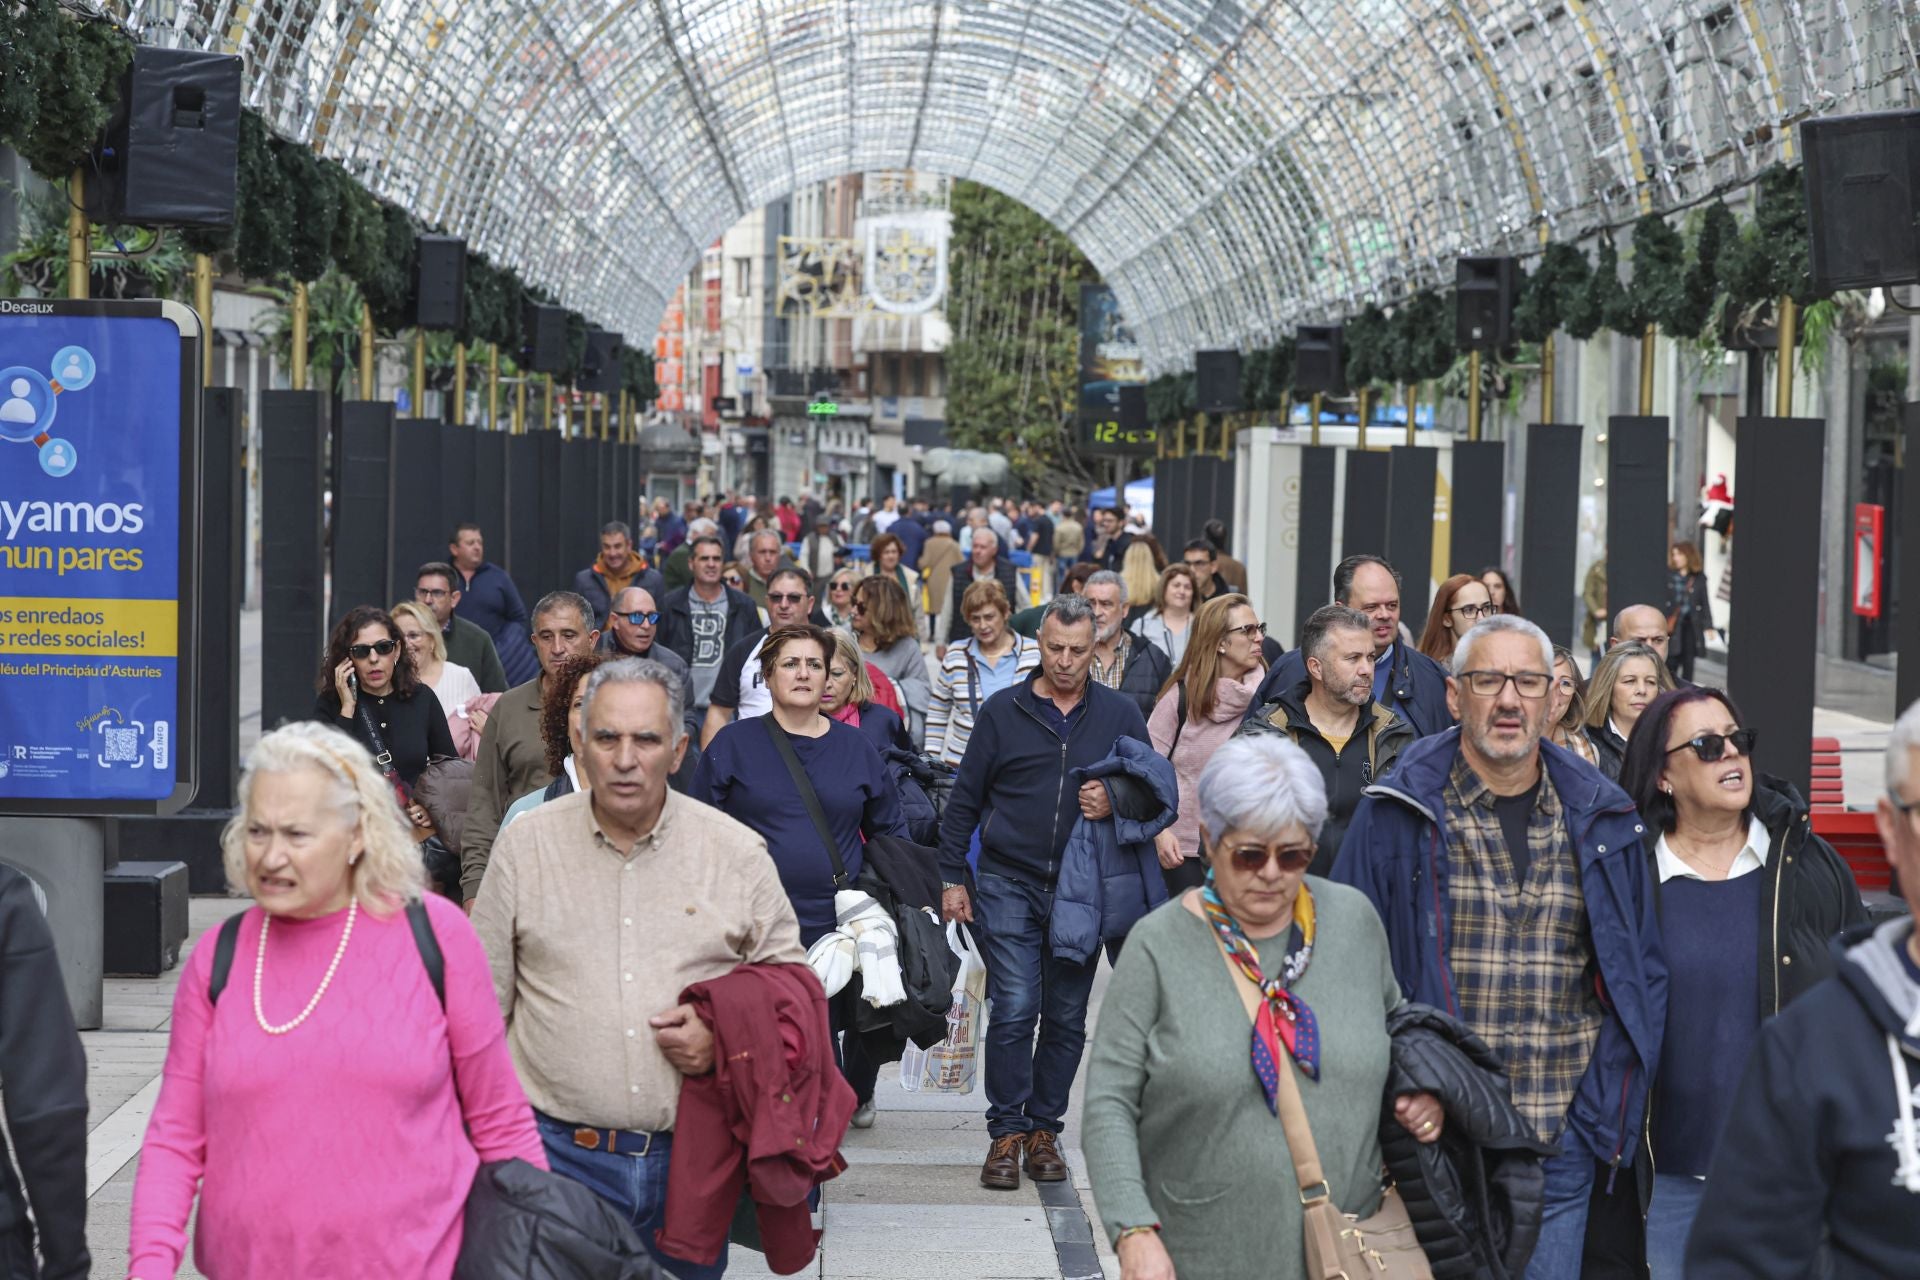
[851,1100,877,1129]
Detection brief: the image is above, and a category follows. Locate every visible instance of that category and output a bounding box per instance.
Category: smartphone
[348,671,359,693]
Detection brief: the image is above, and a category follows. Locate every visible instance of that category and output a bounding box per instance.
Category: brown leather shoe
[1025,1129,1068,1182]
[980,1135,1024,1190]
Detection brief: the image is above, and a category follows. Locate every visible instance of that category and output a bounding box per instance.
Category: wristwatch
[941,881,963,891]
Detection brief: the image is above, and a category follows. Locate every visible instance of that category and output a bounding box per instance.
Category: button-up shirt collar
[1654,815,1771,883]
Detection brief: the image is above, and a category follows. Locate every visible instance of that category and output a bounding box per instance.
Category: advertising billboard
[1078,284,1155,454]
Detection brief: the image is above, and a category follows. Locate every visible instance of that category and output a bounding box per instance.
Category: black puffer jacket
[1382,1003,1556,1280]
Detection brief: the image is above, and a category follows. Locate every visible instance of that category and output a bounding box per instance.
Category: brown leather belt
[572,1125,655,1157]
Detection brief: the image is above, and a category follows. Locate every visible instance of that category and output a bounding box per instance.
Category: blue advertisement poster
[0,301,199,810]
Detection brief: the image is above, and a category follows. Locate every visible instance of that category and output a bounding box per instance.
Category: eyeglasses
[414,587,449,600]
[1223,843,1316,874]
[347,640,398,659]
[723,574,744,586]
[1458,669,1552,698]
[830,581,853,592]
[1666,728,1758,763]
[767,592,807,606]
[1451,601,1497,621]
[619,611,661,626]
[1224,621,1267,639]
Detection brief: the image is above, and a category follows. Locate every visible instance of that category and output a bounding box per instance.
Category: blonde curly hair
[221,721,426,915]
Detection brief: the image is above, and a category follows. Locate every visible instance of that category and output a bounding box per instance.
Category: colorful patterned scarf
[1201,871,1319,1111]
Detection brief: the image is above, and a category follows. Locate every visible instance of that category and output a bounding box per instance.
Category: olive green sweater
[1083,879,1402,1277]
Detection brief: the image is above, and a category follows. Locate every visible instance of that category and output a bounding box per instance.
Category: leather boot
[1025,1129,1068,1182]
[980,1134,1024,1190]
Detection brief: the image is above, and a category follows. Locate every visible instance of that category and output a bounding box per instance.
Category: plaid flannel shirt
[1090,631,1131,692]
[1442,753,1605,1142]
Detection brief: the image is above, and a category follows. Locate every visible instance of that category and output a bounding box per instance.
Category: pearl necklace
[254,900,356,1035]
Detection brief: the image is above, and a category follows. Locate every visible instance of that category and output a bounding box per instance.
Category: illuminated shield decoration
[865,211,948,316]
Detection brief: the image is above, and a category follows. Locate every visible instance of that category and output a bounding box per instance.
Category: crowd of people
[11,486,1919,1280]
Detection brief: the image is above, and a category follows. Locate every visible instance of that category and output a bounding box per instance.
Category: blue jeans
[1524,1128,1596,1280]
[1646,1172,1707,1277]
[974,870,1099,1139]
[534,1111,727,1280]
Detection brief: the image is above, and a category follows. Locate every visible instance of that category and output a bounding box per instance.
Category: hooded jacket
[1330,731,1667,1174]
[1238,679,1414,872]
[1251,643,1455,738]
[1382,1004,1556,1280]
[573,559,665,629]
[1049,737,1180,963]
[1685,918,1920,1279]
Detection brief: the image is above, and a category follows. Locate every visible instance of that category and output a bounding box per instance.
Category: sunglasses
[723,574,744,585]
[1223,843,1316,874]
[766,592,807,606]
[831,582,853,592]
[1224,621,1267,638]
[348,640,398,659]
[620,610,661,626]
[1665,727,1757,763]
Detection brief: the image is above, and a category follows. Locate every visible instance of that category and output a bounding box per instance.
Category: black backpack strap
[405,898,446,1010]
[764,717,851,888]
[206,909,247,1006]
[1166,680,1189,759]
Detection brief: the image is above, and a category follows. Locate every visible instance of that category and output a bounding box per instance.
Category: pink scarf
[828,702,862,728]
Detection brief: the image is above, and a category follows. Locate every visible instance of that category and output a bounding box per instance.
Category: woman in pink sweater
[1147,593,1267,894]
[128,722,546,1280]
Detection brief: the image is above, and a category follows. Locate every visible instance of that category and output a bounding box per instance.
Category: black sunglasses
[348,639,397,659]
[1225,843,1316,874]
[766,592,807,606]
[1666,728,1758,763]
[619,610,661,626]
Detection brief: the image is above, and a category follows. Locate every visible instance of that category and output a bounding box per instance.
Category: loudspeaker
[414,235,467,331]
[1295,326,1346,395]
[582,330,624,394]
[1802,110,1920,294]
[1118,384,1147,432]
[1455,257,1517,351]
[88,47,243,227]
[1194,350,1243,413]
[103,861,189,976]
[523,302,568,373]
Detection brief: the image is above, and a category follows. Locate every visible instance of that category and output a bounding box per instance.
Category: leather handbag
[1199,897,1433,1280]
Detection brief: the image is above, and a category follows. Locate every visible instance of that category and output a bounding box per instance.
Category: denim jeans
[1524,1128,1596,1280]
[534,1111,726,1280]
[974,870,1099,1139]
[1646,1172,1708,1277]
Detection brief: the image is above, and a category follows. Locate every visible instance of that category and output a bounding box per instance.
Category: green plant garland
[1239,347,1271,411]
[1511,243,1590,344]
[1343,304,1390,388]
[1717,164,1817,309]
[15,5,127,179]
[275,138,340,283]
[0,0,63,148]
[1387,291,1452,383]
[1628,212,1689,335]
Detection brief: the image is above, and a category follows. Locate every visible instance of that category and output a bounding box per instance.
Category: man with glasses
[658,534,759,721]
[1181,538,1234,602]
[601,586,697,742]
[415,560,507,694]
[1238,605,1412,873]
[1685,698,1920,1277]
[1334,613,1664,1280]
[1250,553,1455,737]
[1082,570,1171,719]
[700,567,818,747]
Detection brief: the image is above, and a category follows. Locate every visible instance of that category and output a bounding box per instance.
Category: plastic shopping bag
[898,923,988,1094]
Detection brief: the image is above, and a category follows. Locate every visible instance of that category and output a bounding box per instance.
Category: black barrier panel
[1450,441,1505,575]
[611,440,631,532]
[1387,447,1437,632]
[1902,413,1920,714]
[1727,418,1824,796]
[597,439,617,531]
[440,423,477,533]
[1522,425,1583,650]
[260,391,328,732]
[198,388,244,811]
[388,419,445,609]
[537,432,566,599]
[1342,449,1390,564]
[1606,417,1670,621]
[1295,446,1338,646]
[560,442,595,591]
[1150,459,1178,551]
[333,402,394,621]
[475,431,507,561]
[506,433,542,607]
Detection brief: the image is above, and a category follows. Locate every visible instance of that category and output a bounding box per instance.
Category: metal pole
[359,303,375,399]
[66,170,88,299]
[290,282,309,391]
[1775,296,1798,416]
[488,344,499,430]
[1357,388,1370,451]
[1404,383,1417,446]
[453,343,467,425]
[621,391,632,443]
[544,374,554,434]
[194,254,215,385]
[1540,333,1556,422]
[1467,350,1483,442]
[411,331,426,416]
[513,374,526,435]
[1638,323,1656,416]
[1310,393,1322,447]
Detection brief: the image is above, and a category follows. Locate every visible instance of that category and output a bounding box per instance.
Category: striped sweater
[925,635,1042,766]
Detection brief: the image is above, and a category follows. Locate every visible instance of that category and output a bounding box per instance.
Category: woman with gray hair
[127,722,546,1279]
[1083,734,1442,1278]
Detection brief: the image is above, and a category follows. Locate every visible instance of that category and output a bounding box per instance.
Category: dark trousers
[831,987,881,1104]
[1161,856,1206,896]
[974,870,1098,1139]
[534,1111,726,1280]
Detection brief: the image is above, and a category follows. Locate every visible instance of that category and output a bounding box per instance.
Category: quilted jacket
[1049,736,1180,964]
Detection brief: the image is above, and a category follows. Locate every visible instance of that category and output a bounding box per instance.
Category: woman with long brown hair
[1666,540,1717,683]
[1546,646,1598,765]
[1416,573,1495,664]
[852,574,931,746]
[1145,593,1268,893]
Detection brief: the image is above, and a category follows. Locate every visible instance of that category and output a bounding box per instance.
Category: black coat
[454,1158,663,1278]
[656,583,761,671]
[1383,1003,1556,1280]
[1109,636,1172,721]
[1585,722,1627,780]
[1252,642,1455,738]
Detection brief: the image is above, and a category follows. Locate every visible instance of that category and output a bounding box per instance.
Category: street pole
[290,282,309,391]
[488,344,499,430]
[194,254,215,385]
[359,303,375,399]
[411,331,426,416]
[453,342,467,425]
[1775,297,1798,415]
[1467,351,1483,441]
[1638,323,1657,415]
[66,170,88,299]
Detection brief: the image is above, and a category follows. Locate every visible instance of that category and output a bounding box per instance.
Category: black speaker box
[1802,110,1920,294]
[1118,384,1147,432]
[1295,326,1346,395]
[582,330,624,394]
[414,235,467,331]
[523,302,568,373]
[1455,257,1517,351]
[104,861,190,976]
[1194,350,1243,413]
[89,47,243,227]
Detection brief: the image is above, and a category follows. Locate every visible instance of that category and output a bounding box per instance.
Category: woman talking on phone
[311,606,455,833]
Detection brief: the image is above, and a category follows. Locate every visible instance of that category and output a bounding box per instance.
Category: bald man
[1609,604,1672,662]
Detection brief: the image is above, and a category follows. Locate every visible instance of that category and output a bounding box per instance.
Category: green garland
[1629,213,1690,335]
[1386,291,1452,383]
[621,348,658,403]
[14,4,126,179]
[1512,243,1590,344]
[1680,202,1738,339]
[0,0,63,147]
[232,112,294,281]
[1239,347,1271,411]
[1343,304,1390,388]
[1717,165,1817,308]
[275,139,340,283]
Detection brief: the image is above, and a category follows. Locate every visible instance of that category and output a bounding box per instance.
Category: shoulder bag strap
[354,697,398,775]
[405,898,447,1009]
[964,646,982,717]
[764,717,851,888]
[1167,680,1189,759]
[206,909,248,1005]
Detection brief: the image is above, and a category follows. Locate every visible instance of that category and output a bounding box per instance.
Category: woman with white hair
[127,722,545,1280]
[1083,734,1442,1278]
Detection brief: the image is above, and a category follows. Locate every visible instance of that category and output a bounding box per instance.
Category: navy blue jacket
[1250,642,1455,739]
[1050,737,1179,963]
[1330,730,1667,1172]
[890,513,928,571]
[455,562,539,687]
[938,672,1151,887]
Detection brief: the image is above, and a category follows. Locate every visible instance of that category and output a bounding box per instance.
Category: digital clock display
[1080,418,1157,455]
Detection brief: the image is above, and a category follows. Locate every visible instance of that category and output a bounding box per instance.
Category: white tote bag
[898,923,989,1094]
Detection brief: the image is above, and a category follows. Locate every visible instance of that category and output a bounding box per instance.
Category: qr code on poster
[102,727,140,763]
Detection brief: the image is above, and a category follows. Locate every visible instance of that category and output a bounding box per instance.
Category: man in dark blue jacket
[939,593,1150,1193]
[1250,553,1453,737]
[1332,614,1665,1279]
[450,522,541,686]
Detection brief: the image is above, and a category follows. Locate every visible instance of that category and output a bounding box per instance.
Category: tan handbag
[1189,892,1433,1280]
